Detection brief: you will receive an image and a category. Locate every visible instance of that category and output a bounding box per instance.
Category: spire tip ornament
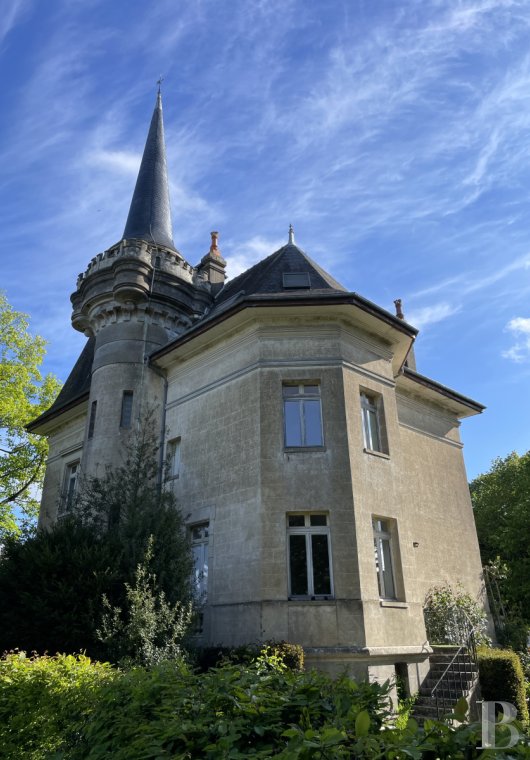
[288,224,295,244]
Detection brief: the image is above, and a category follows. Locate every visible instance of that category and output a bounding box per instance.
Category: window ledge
[284,446,326,453]
[363,448,390,460]
[288,597,335,603]
[379,600,408,609]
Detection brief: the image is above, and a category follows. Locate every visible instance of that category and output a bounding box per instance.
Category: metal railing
[430,609,478,720]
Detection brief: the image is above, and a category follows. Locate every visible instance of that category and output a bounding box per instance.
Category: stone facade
[29,93,487,697]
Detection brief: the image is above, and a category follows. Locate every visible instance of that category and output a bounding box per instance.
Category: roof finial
[157,76,164,95]
[288,224,295,244]
[394,298,404,320]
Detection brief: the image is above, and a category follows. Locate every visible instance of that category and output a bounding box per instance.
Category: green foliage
[97,536,192,667]
[195,639,305,672]
[424,583,490,646]
[470,451,530,624]
[0,651,114,760]
[0,426,192,661]
[0,292,61,537]
[478,646,529,726]
[2,652,529,759]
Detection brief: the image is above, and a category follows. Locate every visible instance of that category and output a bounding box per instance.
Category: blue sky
[2,0,530,480]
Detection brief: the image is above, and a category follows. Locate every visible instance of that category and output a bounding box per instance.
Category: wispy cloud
[225,235,285,279]
[406,301,461,330]
[0,0,30,48]
[502,316,530,362]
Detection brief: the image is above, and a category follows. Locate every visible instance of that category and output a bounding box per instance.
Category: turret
[70,91,212,476]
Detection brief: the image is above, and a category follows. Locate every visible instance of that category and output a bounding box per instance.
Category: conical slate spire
[122,92,175,250]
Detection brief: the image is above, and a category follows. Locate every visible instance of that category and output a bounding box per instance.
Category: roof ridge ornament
[288,224,295,245]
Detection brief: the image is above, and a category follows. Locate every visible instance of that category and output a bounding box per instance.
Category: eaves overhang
[397,366,485,419]
[150,291,417,372]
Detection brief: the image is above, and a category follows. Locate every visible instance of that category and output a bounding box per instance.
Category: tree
[0,424,193,660]
[470,451,530,626]
[0,292,61,538]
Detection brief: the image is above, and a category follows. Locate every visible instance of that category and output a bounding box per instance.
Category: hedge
[478,646,529,726]
[194,640,305,672]
[1,650,529,758]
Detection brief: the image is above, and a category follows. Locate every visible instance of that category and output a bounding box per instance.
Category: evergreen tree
[0,423,192,660]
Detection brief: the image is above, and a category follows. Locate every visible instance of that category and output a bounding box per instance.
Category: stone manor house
[29,93,486,693]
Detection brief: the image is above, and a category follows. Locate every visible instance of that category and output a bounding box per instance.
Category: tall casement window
[61,461,79,514]
[191,523,209,602]
[283,383,323,447]
[120,390,134,428]
[87,400,97,439]
[287,513,333,599]
[167,437,181,479]
[373,517,397,600]
[360,391,387,453]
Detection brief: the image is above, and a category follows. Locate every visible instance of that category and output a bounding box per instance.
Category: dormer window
[282,272,311,289]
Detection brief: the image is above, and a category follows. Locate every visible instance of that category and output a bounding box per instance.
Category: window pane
[88,401,97,439]
[368,408,381,450]
[288,515,305,527]
[303,400,323,446]
[283,385,300,397]
[120,391,133,428]
[311,534,331,595]
[310,514,327,526]
[302,385,319,396]
[289,534,308,595]
[374,538,384,597]
[380,537,395,598]
[284,400,302,446]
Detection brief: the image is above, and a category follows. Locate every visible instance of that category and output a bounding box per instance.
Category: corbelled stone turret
[69,91,214,477]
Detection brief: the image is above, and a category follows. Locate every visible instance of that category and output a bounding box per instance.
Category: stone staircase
[413,645,479,723]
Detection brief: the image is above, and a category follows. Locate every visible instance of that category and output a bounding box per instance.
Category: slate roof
[27,337,95,431]
[122,92,175,250]
[210,241,348,317]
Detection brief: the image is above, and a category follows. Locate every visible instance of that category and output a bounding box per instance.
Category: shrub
[424,583,491,646]
[194,639,304,672]
[0,651,114,760]
[478,646,529,726]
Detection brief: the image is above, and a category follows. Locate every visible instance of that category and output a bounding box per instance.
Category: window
[373,518,397,599]
[61,461,79,513]
[120,391,134,428]
[191,523,209,603]
[283,383,323,447]
[88,400,97,439]
[283,272,311,289]
[287,513,333,598]
[360,391,387,453]
[167,437,181,479]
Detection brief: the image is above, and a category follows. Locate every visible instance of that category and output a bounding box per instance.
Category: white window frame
[287,513,334,599]
[167,437,181,479]
[190,522,209,604]
[283,383,324,448]
[361,391,386,453]
[373,517,398,600]
[60,460,80,515]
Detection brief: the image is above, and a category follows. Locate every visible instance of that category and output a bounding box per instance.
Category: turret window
[120,391,134,428]
[88,401,97,439]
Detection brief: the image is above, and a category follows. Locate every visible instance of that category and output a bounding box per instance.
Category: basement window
[282,272,311,289]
